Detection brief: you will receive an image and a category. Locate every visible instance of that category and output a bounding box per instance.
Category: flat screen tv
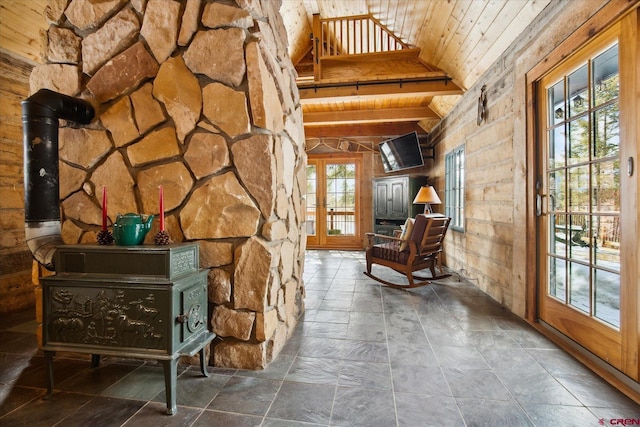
[379,131,424,173]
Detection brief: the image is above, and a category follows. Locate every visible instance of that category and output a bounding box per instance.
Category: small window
[445,145,465,231]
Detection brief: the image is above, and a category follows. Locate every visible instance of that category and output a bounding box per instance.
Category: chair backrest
[409,214,450,255]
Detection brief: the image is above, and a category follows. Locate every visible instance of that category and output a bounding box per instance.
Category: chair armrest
[367,233,403,242]
[365,233,406,250]
[365,232,374,246]
[367,233,404,242]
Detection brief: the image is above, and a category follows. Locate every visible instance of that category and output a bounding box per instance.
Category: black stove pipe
[22,89,94,270]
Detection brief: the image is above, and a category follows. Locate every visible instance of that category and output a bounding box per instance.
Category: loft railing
[314,14,410,59]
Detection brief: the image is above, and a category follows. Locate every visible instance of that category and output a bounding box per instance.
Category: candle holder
[154,230,170,245]
[97,228,114,245]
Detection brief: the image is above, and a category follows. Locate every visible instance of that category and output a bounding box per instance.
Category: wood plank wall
[0,52,37,312]
[426,0,612,317]
[0,0,48,65]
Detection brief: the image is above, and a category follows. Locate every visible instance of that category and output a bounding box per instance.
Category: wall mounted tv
[379,131,424,173]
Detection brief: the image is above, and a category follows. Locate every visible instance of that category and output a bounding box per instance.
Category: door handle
[535,177,544,217]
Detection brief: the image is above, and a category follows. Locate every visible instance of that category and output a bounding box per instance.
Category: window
[445,145,465,231]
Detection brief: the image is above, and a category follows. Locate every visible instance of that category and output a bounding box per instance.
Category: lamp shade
[413,185,441,205]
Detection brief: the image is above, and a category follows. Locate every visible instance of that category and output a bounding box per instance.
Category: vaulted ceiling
[280,0,551,140]
[0,0,551,142]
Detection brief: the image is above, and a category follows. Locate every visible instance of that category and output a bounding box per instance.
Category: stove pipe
[22,89,94,270]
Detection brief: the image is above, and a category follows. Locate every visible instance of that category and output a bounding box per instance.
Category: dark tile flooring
[1,250,637,426]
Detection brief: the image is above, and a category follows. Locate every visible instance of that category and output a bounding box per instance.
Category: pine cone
[97,229,114,245]
[154,230,171,245]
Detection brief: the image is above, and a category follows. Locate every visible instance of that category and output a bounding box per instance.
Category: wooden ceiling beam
[300,91,435,104]
[303,106,439,125]
[304,122,427,138]
[298,78,462,101]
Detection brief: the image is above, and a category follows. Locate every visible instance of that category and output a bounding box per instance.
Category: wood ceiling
[281,0,551,141]
[0,0,551,142]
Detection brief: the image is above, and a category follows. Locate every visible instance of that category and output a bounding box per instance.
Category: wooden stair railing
[315,14,410,59]
[312,13,413,81]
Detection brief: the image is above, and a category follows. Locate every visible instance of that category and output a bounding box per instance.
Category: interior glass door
[306,156,361,249]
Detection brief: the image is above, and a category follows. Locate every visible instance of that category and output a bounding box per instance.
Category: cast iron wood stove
[41,243,215,414]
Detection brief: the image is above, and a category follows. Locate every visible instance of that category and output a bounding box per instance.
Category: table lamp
[413,185,441,214]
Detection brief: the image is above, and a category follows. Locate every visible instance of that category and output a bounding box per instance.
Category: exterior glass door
[306,156,361,249]
[536,19,637,379]
[306,163,318,246]
[545,41,621,328]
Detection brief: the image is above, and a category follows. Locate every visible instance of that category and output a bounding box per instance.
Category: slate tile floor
[1,250,637,426]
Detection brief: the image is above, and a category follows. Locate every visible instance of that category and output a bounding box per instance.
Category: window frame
[445,144,465,232]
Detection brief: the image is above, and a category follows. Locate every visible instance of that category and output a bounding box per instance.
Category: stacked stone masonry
[32,0,307,370]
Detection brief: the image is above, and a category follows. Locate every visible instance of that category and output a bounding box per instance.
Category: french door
[536,16,638,379]
[306,155,362,249]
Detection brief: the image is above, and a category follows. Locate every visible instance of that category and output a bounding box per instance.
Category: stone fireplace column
[32,0,307,369]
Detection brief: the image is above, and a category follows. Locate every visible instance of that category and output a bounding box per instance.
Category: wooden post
[313,13,322,81]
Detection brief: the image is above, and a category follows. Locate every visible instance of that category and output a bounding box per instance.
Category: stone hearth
[31,0,307,369]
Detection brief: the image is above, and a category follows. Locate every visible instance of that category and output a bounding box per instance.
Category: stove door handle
[177,304,203,332]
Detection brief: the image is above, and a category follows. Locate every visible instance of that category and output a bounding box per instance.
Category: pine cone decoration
[154,230,171,245]
[97,229,114,245]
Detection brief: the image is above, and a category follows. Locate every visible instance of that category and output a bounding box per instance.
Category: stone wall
[31,0,307,369]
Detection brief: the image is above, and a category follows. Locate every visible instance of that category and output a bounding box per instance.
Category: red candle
[159,185,165,231]
[101,186,107,231]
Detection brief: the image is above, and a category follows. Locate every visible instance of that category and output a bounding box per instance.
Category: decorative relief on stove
[185,303,204,333]
[171,250,196,276]
[186,286,202,302]
[48,288,166,349]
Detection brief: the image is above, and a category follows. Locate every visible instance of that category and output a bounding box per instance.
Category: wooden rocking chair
[364,214,451,288]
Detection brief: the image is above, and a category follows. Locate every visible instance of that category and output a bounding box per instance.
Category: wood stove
[41,242,215,414]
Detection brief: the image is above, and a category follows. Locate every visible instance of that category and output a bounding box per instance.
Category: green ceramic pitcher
[113,213,154,246]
